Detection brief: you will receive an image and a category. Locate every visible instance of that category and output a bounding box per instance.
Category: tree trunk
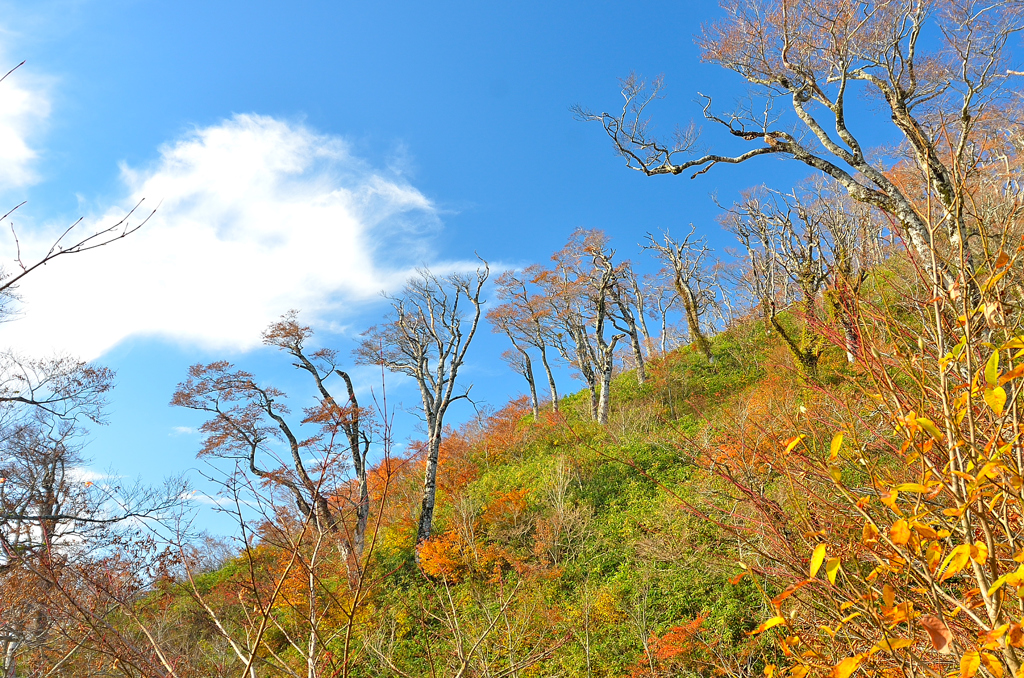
[416,431,443,546]
[679,285,713,361]
[597,363,613,425]
[539,345,558,413]
[627,328,646,385]
[522,350,539,419]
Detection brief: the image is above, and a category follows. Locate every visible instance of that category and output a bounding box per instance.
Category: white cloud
[66,467,115,484]
[2,114,446,359]
[0,59,48,189]
[170,426,196,436]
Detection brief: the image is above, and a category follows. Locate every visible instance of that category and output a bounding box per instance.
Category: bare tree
[495,338,539,419]
[541,230,624,425]
[0,62,158,670]
[577,2,1024,298]
[642,271,683,355]
[172,312,372,583]
[643,226,720,361]
[722,188,836,377]
[591,251,647,385]
[356,264,489,547]
[490,268,561,413]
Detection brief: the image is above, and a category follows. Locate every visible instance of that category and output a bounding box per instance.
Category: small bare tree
[172,312,372,583]
[643,226,720,361]
[591,251,647,385]
[356,264,489,547]
[490,268,561,413]
[541,230,623,425]
[722,189,835,377]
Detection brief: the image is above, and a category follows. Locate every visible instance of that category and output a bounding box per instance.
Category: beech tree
[643,226,720,362]
[722,184,886,375]
[356,264,489,547]
[539,230,625,425]
[490,267,561,414]
[578,1,1024,298]
[591,250,647,385]
[172,312,372,582]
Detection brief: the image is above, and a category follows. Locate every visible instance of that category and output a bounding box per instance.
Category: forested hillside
[2,2,1024,677]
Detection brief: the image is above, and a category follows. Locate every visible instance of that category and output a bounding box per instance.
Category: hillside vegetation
[4,3,1024,677]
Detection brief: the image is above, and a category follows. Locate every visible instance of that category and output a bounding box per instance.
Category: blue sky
[0,1,850,526]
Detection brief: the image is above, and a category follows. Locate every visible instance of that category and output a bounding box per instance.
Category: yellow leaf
[890,520,911,546]
[872,637,912,653]
[916,418,943,440]
[984,386,1007,415]
[880,488,901,513]
[790,667,808,678]
[784,435,805,454]
[810,544,827,578]
[985,352,1000,387]
[971,541,989,564]
[980,625,1009,650]
[830,654,863,678]
[960,650,981,678]
[749,616,786,635]
[826,557,841,585]
[830,432,843,460]
[938,545,972,582]
[926,542,943,572]
[887,601,914,624]
[988,574,1008,596]
[912,522,939,540]
[979,652,1003,678]
[896,483,928,493]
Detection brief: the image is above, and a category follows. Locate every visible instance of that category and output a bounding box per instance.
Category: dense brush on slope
[138,254,966,677]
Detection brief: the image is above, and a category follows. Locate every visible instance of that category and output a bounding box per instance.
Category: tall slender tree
[356,264,489,547]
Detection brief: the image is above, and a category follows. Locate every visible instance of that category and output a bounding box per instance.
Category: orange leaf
[749,616,786,635]
[830,654,863,678]
[919,615,952,654]
[882,584,895,609]
[1008,624,1024,648]
[889,519,911,546]
[980,652,1004,677]
[772,580,809,606]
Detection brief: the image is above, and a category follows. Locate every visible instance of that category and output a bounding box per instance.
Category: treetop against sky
[0,0,1019,519]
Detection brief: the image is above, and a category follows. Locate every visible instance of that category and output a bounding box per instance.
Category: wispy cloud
[0,57,48,190]
[67,467,117,484]
[4,114,453,359]
[170,426,196,436]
